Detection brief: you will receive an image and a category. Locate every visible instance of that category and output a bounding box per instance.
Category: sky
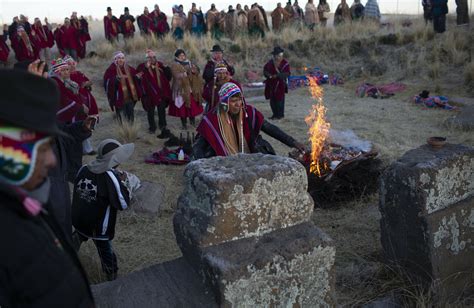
[0,0,465,24]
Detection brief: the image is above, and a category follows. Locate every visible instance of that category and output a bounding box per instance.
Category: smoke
[328,129,372,152]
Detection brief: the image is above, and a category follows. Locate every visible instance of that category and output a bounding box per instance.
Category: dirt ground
[77,67,473,304]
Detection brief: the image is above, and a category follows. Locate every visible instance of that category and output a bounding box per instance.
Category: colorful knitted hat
[113,51,125,65]
[214,63,228,74]
[16,26,25,33]
[219,82,241,103]
[0,125,49,186]
[63,55,75,63]
[51,58,68,73]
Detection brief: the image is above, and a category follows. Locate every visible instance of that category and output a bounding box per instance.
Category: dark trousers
[72,231,118,275]
[270,97,285,118]
[116,101,134,123]
[433,14,446,33]
[147,104,167,132]
[180,117,195,127]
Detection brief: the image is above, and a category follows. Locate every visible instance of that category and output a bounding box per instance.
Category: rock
[445,105,474,131]
[198,222,336,307]
[379,143,474,301]
[132,181,165,215]
[174,154,314,249]
[92,257,217,308]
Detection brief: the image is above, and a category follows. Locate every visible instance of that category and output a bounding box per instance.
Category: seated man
[72,139,134,281]
[193,82,305,158]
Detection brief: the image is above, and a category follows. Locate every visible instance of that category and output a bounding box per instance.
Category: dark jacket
[47,121,91,238]
[0,185,94,307]
[193,119,298,159]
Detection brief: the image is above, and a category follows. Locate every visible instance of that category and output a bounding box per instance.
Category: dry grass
[115,119,141,143]
[74,17,474,305]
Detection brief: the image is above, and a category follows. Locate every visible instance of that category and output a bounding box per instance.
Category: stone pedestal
[379,144,474,300]
[174,154,336,307]
[132,181,165,215]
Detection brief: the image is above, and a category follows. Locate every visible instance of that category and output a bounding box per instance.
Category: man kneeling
[193,82,305,158]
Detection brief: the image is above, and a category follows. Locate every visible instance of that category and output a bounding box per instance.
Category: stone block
[379,144,474,299]
[132,181,165,215]
[198,222,336,307]
[174,154,314,249]
[445,105,474,131]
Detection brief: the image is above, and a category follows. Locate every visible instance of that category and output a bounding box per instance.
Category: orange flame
[304,76,330,176]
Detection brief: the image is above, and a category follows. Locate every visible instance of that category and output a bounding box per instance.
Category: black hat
[107,7,112,11]
[271,46,284,55]
[0,69,65,136]
[174,49,186,58]
[420,90,430,99]
[210,44,224,52]
[124,7,129,11]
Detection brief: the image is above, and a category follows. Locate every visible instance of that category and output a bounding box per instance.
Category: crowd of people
[422,0,470,33]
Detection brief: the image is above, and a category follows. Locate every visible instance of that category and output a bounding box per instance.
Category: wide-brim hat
[87,139,135,174]
[271,46,284,55]
[210,44,224,53]
[0,69,67,137]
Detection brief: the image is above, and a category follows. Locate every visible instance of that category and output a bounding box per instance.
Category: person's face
[274,53,283,62]
[177,53,186,61]
[213,51,223,61]
[228,95,242,115]
[147,56,156,65]
[117,55,125,66]
[64,20,70,26]
[21,139,56,191]
[216,70,228,81]
[237,4,241,9]
[59,66,70,79]
[68,61,76,72]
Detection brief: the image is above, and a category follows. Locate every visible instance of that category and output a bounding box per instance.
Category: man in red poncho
[137,7,155,36]
[49,58,88,124]
[137,49,172,137]
[10,26,38,62]
[193,82,305,158]
[0,25,10,66]
[31,18,54,63]
[59,18,79,61]
[71,12,91,59]
[264,46,290,120]
[119,7,136,39]
[150,4,169,38]
[103,51,142,123]
[202,63,241,113]
[104,7,120,43]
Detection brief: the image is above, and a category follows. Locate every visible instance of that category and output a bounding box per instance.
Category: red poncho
[10,33,38,61]
[103,63,142,110]
[150,10,169,34]
[197,104,264,156]
[59,25,79,50]
[72,18,91,58]
[31,23,54,49]
[0,34,10,62]
[103,15,119,40]
[51,76,85,123]
[138,14,155,34]
[53,27,65,56]
[202,78,241,112]
[136,61,172,111]
[70,70,99,117]
[264,58,290,101]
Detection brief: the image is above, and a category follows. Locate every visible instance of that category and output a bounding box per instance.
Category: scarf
[217,108,249,155]
[64,78,80,94]
[117,65,138,101]
[149,62,163,89]
[19,31,33,53]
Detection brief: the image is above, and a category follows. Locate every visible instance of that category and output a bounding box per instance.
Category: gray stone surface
[445,105,474,131]
[91,257,217,308]
[379,143,474,300]
[198,222,336,307]
[132,181,165,215]
[174,154,314,249]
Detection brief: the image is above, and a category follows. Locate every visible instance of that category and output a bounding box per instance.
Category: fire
[304,76,330,176]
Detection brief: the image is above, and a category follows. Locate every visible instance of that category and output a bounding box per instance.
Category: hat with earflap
[87,139,135,174]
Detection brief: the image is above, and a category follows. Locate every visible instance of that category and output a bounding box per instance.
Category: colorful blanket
[288,67,344,90]
[413,95,456,110]
[145,148,190,165]
[356,82,407,98]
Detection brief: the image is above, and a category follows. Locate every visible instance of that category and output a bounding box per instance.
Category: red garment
[10,33,37,61]
[0,34,10,62]
[138,14,155,34]
[119,15,136,37]
[202,79,241,112]
[136,62,172,111]
[264,58,290,101]
[168,94,203,118]
[53,27,65,56]
[51,76,85,123]
[31,23,54,49]
[103,15,119,40]
[150,10,169,34]
[70,71,99,117]
[103,63,142,110]
[59,25,79,50]
[197,104,264,156]
[72,18,91,58]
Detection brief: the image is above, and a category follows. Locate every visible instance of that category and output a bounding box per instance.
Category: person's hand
[116,75,121,81]
[83,116,97,132]
[82,104,89,115]
[27,60,45,78]
[136,72,143,79]
[82,80,92,88]
[294,142,306,153]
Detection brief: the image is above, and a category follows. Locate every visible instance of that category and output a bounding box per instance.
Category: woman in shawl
[317,0,331,27]
[168,49,203,130]
[334,0,351,26]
